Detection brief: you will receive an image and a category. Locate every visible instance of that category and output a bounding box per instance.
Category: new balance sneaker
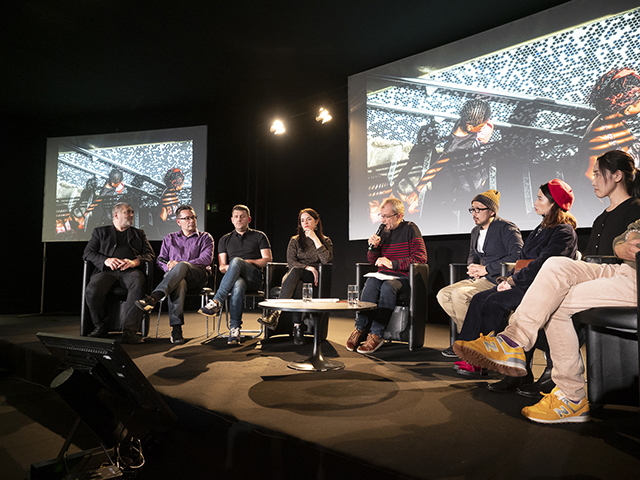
[227,327,241,345]
[135,294,158,312]
[453,332,527,377]
[171,326,185,345]
[199,299,221,316]
[346,328,366,352]
[521,387,590,424]
[357,333,384,354]
[257,310,281,331]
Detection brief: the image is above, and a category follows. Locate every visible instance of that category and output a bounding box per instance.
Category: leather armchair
[262,262,332,340]
[356,263,429,351]
[573,253,639,408]
[80,260,153,337]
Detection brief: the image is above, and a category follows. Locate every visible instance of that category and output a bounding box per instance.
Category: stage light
[316,108,332,124]
[270,120,285,135]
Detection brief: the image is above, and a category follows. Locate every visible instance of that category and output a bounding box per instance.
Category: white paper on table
[364,272,401,281]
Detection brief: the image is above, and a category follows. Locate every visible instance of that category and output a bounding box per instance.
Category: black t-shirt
[113,229,137,259]
[218,229,271,263]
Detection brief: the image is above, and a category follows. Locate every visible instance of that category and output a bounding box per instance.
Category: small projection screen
[42,125,207,242]
[348,0,640,239]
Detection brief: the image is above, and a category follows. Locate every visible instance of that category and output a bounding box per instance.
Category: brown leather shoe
[357,333,384,354]
[346,328,366,352]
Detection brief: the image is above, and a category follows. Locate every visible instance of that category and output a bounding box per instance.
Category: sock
[151,291,164,302]
[172,325,182,333]
[498,333,520,348]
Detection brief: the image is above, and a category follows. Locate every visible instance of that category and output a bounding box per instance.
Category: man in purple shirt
[136,205,214,344]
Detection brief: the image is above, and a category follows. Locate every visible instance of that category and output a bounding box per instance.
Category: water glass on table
[302,283,313,302]
[348,285,359,306]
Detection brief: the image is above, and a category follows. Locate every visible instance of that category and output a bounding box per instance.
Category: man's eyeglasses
[178,216,197,221]
[468,208,489,214]
[380,213,398,219]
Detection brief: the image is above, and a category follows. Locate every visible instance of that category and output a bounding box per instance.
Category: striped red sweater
[367,221,428,277]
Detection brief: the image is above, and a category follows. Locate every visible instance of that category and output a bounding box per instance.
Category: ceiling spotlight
[270,120,285,135]
[316,108,332,124]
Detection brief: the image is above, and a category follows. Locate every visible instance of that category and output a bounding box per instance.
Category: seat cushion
[575,307,637,331]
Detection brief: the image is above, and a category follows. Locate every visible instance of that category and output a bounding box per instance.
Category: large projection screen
[42,125,207,242]
[349,0,640,239]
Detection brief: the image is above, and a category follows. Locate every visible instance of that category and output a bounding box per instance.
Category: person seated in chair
[436,189,523,358]
[198,205,272,345]
[135,205,213,345]
[258,208,333,345]
[83,202,155,344]
[347,197,428,354]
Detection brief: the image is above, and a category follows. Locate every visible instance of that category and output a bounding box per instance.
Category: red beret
[547,178,574,211]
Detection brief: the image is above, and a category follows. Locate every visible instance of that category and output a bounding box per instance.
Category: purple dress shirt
[158,230,214,273]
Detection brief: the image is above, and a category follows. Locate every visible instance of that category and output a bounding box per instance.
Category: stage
[1,311,639,480]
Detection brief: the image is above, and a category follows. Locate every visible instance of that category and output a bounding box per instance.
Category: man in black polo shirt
[83,202,155,344]
[199,205,272,344]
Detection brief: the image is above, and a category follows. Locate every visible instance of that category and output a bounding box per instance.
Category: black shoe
[293,324,305,345]
[257,310,280,331]
[87,325,108,338]
[487,372,533,393]
[136,294,158,312]
[441,346,457,358]
[517,367,555,398]
[171,326,185,345]
[119,329,144,344]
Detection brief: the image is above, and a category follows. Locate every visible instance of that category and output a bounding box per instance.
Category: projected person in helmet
[394,98,495,217]
[84,168,126,231]
[159,167,184,224]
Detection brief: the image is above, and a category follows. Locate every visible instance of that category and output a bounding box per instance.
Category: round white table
[258,299,376,371]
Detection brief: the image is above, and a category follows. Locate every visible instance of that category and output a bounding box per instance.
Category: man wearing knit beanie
[437,189,523,357]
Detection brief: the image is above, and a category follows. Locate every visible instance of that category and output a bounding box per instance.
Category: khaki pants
[503,256,636,401]
[437,277,494,333]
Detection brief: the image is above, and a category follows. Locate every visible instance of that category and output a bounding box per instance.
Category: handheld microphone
[158,256,168,265]
[369,223,385,250]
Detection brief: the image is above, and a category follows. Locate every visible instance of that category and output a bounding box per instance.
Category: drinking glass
[348,285,359,306]
[302,283,313,302]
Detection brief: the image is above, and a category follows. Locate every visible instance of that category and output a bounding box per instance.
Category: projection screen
[348,0,640,239]
[42,125,207,242]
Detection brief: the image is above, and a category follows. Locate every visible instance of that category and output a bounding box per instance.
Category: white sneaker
[228,327,241,345]
[198,299,221,316]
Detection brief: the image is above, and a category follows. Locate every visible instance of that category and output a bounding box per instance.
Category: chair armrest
[265,262,288,299]
[318,263,332,298]
[356,262,377,292]
[449,263,467,284]
[583,255,622,264]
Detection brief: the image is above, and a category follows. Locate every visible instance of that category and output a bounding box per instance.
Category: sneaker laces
[204,299,217,309]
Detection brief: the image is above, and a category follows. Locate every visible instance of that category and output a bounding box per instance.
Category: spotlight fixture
[315,108,332,124]
[270,120,285,135]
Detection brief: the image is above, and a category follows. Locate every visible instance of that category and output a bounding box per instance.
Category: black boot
[517,367,555,398]
[293,323,305,345]
[487,372,534,393]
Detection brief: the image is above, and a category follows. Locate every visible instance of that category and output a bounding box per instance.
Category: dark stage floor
[1,312,639,480]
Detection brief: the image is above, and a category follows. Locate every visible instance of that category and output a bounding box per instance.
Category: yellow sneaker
[522,387,590,424]
[453,332,527,377]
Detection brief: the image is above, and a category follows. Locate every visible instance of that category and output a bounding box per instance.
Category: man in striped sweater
[347,197,428,354]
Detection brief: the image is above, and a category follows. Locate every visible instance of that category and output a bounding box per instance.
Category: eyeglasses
[178,215,197,221]
[380,213,398,219]
[468,208,489,214]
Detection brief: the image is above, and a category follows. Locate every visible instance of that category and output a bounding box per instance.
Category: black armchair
[80,260,153,337]
[356,263,429,351]
[573,254,639,408]
[262,262,332,340]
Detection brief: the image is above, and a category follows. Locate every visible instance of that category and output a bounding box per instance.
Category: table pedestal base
[287,312,344,372]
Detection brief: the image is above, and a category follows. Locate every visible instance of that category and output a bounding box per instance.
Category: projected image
[350,3,640,238]
[42,126,207,242]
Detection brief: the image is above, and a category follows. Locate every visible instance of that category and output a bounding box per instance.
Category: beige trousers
[503,256,636,401]
[437,277,494,333]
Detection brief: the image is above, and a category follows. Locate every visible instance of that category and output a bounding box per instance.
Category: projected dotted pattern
[368,8,640,144]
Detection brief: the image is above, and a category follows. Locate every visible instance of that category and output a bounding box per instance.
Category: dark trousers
[279,267,315,325]
[85,268,145,331]
[355,276,410,337]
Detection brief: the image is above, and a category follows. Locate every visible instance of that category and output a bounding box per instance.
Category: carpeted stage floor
[1,311,639,480]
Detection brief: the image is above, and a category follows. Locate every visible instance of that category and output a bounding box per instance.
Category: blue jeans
[213,258,263,328]
[154,262,208,326]
[355,276,410,337]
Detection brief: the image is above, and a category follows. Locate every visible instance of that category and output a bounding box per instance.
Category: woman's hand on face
[305,228,319,242]
[306,266,319,286]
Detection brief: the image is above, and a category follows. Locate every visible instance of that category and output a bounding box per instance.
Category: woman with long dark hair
[258,208,333,344]
[454,179,578,377]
